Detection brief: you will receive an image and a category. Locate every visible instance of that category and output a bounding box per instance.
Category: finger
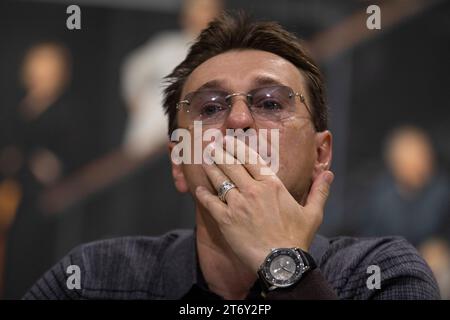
[224,135,276,180]
[211,143,254,189]
[305,171,334,213]
[202,156,240,202]
[195,186,228,222]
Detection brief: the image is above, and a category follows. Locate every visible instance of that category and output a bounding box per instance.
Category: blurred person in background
[359,126,449,245]
[357,126,450,298]
[0,42,91,298]
[121,0,222,159]
[24,0,223,241]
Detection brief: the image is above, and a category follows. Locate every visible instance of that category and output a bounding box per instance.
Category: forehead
[182,49,307,96]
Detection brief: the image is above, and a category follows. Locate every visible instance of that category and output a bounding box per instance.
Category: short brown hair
[163,11,328,135]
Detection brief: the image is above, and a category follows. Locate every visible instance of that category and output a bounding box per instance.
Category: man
[23,12,439,300]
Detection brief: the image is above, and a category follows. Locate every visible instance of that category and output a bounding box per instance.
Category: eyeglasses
[176,85,312,126]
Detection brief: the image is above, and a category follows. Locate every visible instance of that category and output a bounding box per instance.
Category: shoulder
[75,229,189,263]
[319,236,440,299]
[23,229,194,300]
[123,31,184,66]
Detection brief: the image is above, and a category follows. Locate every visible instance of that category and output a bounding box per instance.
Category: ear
[312,130,333,180]
[168,142,189,193]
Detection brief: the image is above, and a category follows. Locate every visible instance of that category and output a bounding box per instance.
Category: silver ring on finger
[217,180,237,203]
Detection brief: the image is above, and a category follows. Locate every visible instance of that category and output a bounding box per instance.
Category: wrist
[257,247,317,292]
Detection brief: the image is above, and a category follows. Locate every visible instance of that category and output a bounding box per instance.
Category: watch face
[262,248,305,288]
[269,255,297,281]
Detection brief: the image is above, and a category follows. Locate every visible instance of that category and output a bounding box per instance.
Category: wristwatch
[257,247,316,292]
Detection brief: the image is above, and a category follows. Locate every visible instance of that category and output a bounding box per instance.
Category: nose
[224,96,255,131]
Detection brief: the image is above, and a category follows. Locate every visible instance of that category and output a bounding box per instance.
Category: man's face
[170,49,332,204]
[22,45,70,96]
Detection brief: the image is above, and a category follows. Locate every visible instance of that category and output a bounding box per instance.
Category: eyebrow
[252,75,285,87]
[193,76,286,93]
[194,79,227,92]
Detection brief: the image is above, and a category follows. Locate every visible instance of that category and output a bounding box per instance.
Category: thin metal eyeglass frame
[175,86,313,122]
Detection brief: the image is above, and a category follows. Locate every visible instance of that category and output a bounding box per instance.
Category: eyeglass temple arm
[176,100,190,110]
[295,92,313,117]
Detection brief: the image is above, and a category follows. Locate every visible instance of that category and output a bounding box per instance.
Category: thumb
[305,171,334,212]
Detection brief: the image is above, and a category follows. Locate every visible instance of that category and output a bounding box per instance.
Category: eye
[199,103,227,117]
[255,99,284,111]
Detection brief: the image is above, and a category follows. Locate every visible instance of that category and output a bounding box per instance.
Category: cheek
[277,121,316,188]
[279,122,315,169]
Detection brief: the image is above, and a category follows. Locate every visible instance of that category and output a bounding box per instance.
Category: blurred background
[0,0,449,299]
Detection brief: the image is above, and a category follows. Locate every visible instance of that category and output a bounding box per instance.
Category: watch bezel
[260,248,306,288]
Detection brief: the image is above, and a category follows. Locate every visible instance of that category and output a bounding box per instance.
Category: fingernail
[324,171,334,184]
[205,143,215,162]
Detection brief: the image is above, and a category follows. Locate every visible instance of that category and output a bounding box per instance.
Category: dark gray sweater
[23,229,440,300]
